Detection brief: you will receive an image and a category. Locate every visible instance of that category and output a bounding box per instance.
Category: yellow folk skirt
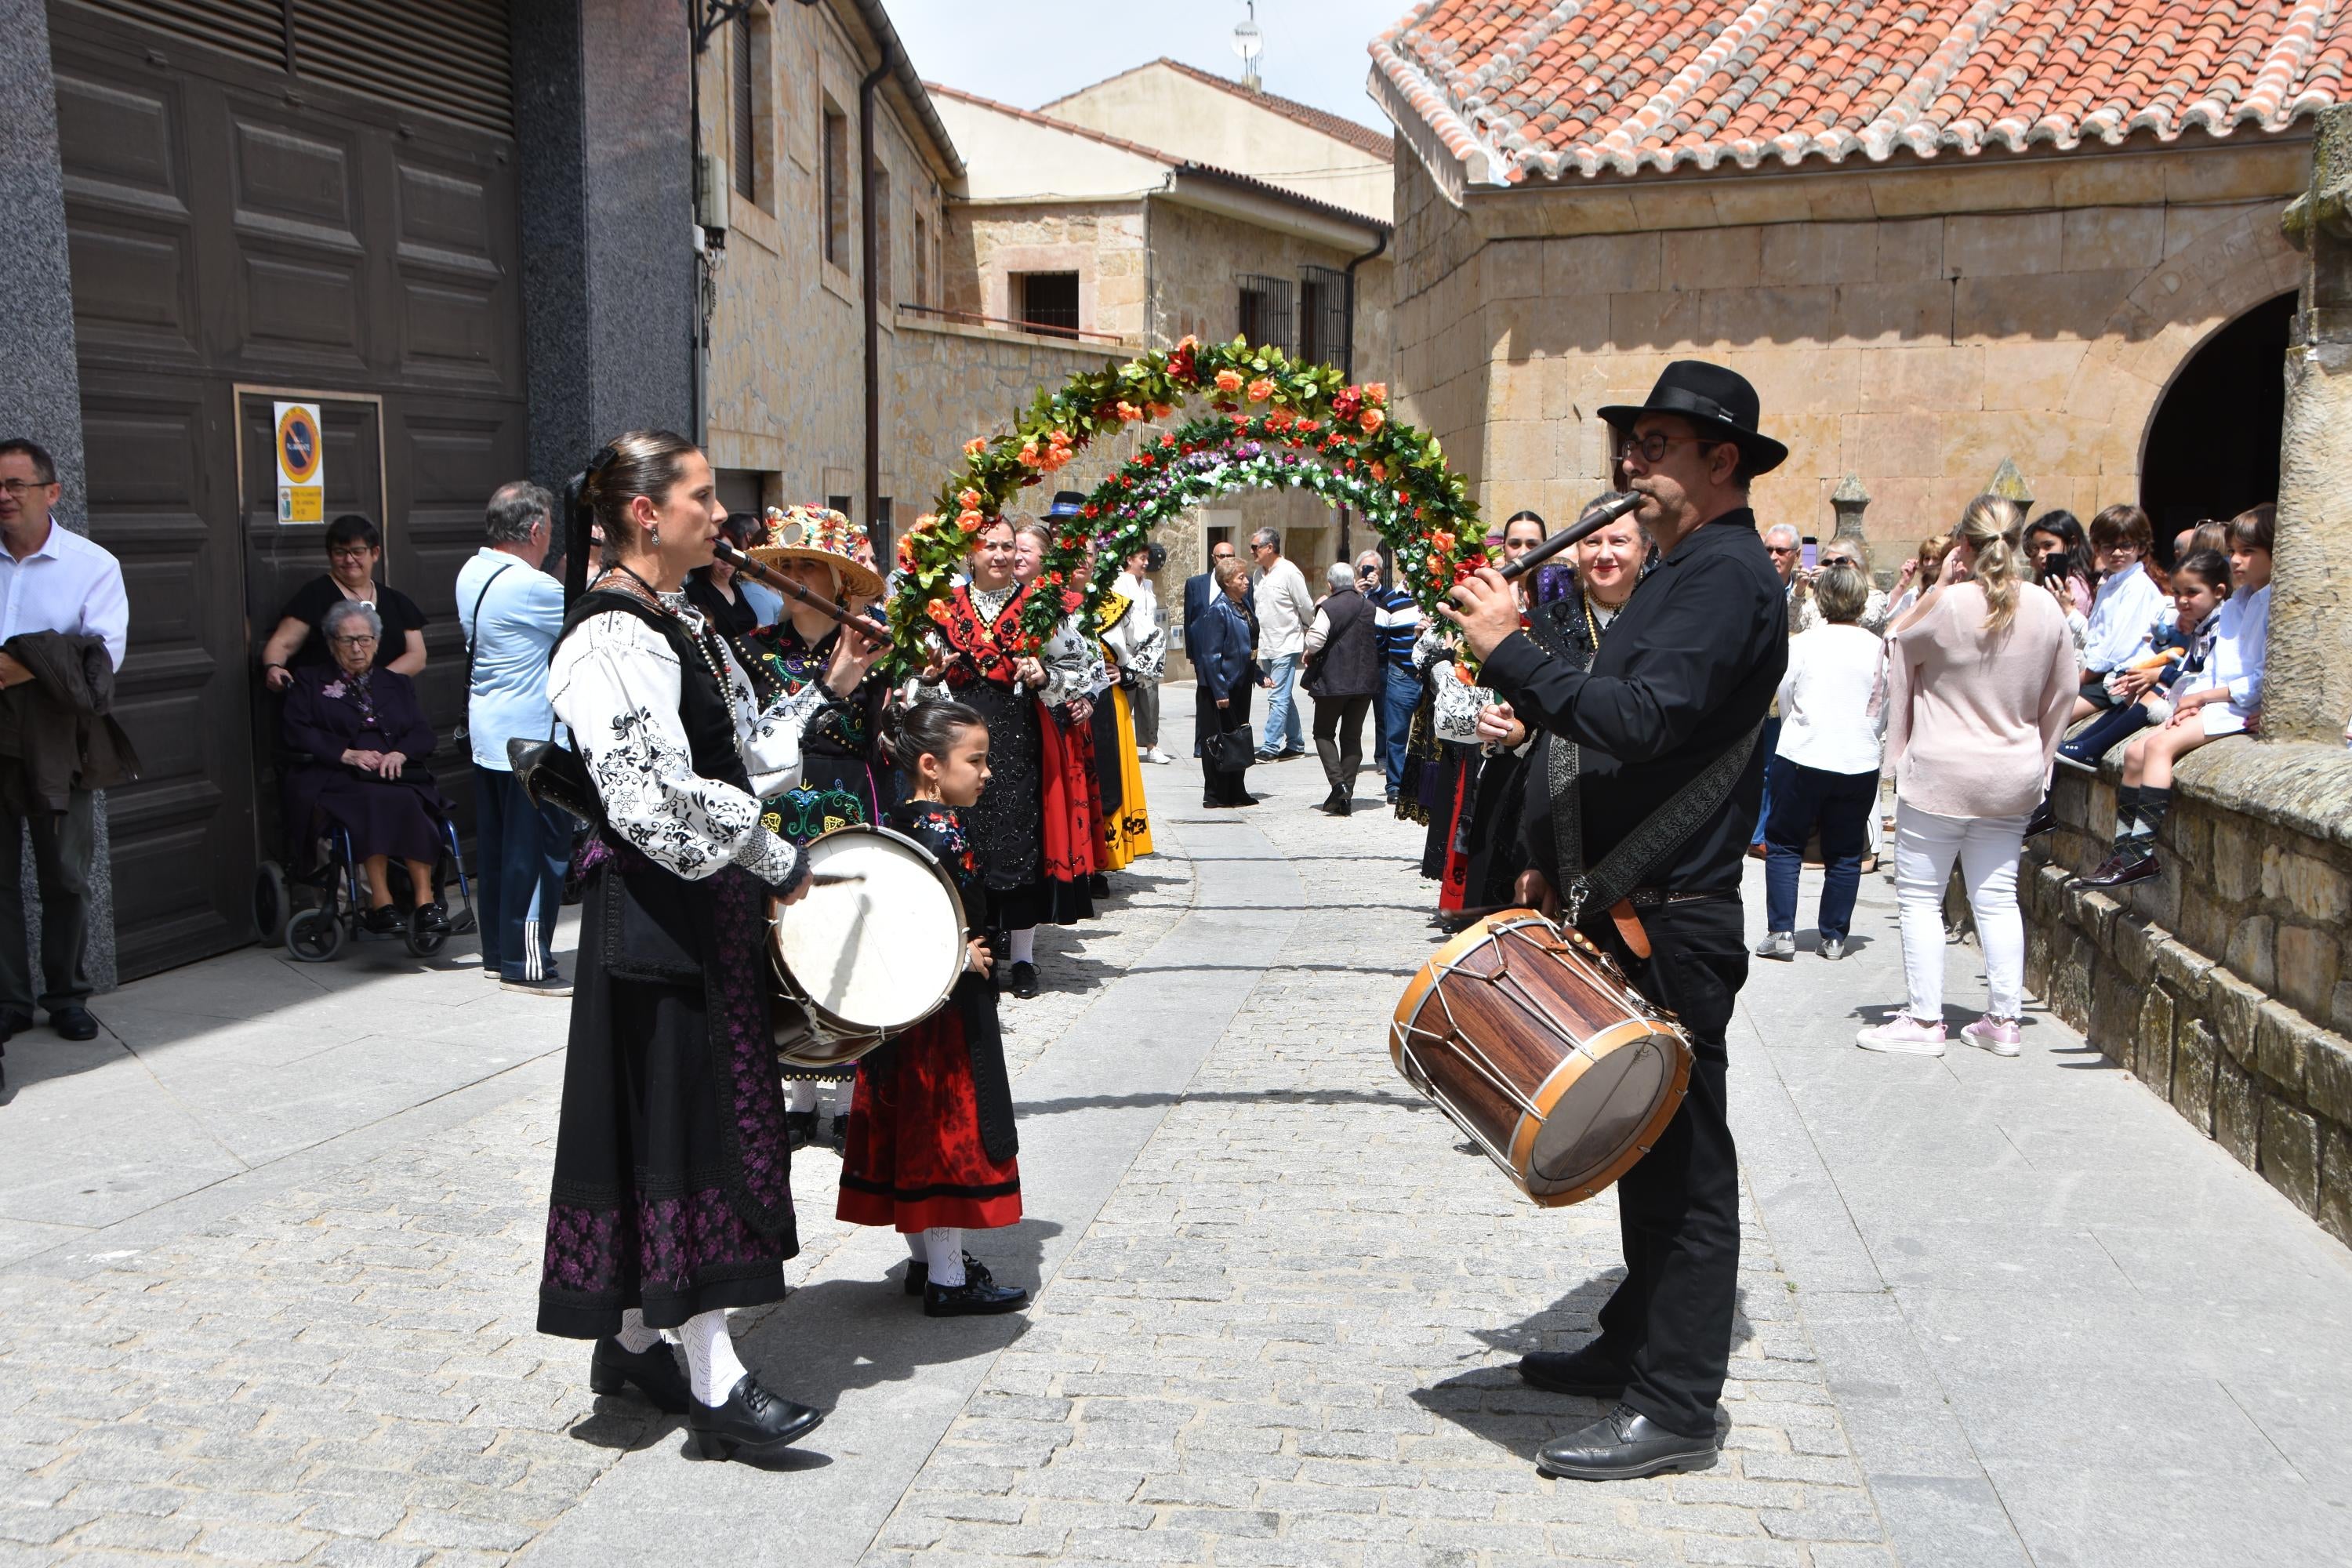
[1100,684,1155,870]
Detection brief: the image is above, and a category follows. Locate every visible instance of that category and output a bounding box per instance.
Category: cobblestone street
[2,686,2347,1568]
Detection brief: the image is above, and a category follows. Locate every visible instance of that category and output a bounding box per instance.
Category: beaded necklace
[598,565,733,696]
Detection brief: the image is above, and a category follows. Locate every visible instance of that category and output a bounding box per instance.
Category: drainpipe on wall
[859,50,891,554]
[1340,227,1388,565]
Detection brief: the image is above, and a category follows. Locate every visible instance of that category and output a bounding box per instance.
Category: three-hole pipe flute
[1492,491,1643,583]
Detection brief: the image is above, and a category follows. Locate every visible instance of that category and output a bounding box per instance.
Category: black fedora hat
[1597,360,1788,477]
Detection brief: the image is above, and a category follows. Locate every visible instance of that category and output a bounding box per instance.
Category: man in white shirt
[457,481,573,997]
[0,438,131,1044]
[1247,528,1316,762]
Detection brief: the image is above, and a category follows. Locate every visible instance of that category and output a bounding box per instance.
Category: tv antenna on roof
[1232,2,1263,93]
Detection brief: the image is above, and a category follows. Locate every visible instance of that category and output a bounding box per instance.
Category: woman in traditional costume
[739,505,893,1147]
[1014,512,1105,916]
[837,699,1029,1316]
[917,517,1094,999]
[1092,572,1156,872]
[535,430,884,1463]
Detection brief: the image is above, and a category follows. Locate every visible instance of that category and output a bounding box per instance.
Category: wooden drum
[1390,910,1693,1207]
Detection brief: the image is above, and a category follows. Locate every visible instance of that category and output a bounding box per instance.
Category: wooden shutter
[68,0,287,73]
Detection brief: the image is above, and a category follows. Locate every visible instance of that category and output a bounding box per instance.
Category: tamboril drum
[1390,910,1693,1207]
[770,824,967,1069]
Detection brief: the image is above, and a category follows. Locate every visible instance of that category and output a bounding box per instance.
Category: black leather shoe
[1011,961,1039,999]
[903,1253,995,1297]
[588,1335,690,1414]
[824,1112,848,1153]
[1536,1402,1719,1481]
[1330,799,1352,817]
[924,1275,1029,1316]
[2074,852,2127,884]
[2023,800,2056,838]
[49,1006,98,1042]
[359,904,402,935]
[783,1109,818,1151]
[685,1374,826,1460]
[1518,1348,1631,1399]
[2082,851,2160,888]
[1088,873,1110,898]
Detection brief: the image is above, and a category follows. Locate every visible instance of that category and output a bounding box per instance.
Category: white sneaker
[1753,931,1795,960]
[1960,1017,2022,1056]
[1856,1015,1947,1055]
[1144,748,1174,765]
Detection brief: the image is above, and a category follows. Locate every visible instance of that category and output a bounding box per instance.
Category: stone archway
[2070,202,2303,520]
[2138,291,2296,550]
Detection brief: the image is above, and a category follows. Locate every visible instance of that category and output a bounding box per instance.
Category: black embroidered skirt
[537,844,798,1338]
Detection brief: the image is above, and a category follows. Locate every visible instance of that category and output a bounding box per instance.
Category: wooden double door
[53,1,528,978]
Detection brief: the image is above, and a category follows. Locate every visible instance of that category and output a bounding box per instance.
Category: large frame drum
[770,824,966,1069]
[1391,910,1692,1207]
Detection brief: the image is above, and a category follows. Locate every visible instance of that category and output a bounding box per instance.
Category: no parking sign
[274,401,323,523]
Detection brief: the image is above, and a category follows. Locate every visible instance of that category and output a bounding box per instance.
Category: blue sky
[885,1,1411,132]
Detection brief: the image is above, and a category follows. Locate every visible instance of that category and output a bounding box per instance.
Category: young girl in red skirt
[837,699,1029,1316]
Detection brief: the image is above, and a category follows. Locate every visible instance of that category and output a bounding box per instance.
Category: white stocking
[786,1080,817,1113]
[678,1308,748,1407]
[615,1306,662,1354]
[925,1228,966,1287]
[1007,928,1036,966]
[906,1231,927,1261]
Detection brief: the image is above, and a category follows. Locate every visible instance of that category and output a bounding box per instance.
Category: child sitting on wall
[2053,548,2228,774]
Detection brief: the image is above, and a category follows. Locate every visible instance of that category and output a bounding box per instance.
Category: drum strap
[1523,602,1761,956]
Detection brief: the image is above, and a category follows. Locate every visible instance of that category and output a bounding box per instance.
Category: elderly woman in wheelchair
[280,599,456,942]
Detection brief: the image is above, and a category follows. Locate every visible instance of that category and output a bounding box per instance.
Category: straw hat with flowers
[749,504,884,601]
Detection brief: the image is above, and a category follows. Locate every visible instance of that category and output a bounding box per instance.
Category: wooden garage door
[50,0,526,978]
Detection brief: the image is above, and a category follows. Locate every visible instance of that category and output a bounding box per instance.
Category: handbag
[508,735,603,829]
[1205,723,1256,774]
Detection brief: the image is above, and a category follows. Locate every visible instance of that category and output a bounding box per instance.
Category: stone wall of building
[1390,138,2313,556]
[2026,745,2352,1247]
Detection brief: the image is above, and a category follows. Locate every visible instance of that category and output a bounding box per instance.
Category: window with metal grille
[1299,266,1348,368]
[1017,272,1080,338]
[826,494,852,517]
[82,0,516,136]
[1238,274,1294,353]
[912,212,930,307]
[822,98,849,267]
[731,9,755,202]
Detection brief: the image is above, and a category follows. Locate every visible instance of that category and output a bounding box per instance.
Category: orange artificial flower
[1246,377,1275,403]
[1366,382,1388,406]
[957,509,984,532]
[1115,401,1142,423]
[1360,407,1386,434]
[964,437,987,457]
[1370,461,1388,481]
[1214,368,1244,394]
[1018,442,1040,467]
[957,488,982,509]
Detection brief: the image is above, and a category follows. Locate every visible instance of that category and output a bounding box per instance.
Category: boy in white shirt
[2070,503,2167,724]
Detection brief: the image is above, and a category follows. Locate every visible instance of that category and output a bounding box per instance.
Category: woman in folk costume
[837,699,1029,1316]
[1091,556,1156,873]
[536,431,884,1462]
[915,517,1095,1000]
[1013,508,1107,910]
[739,504,893,1147]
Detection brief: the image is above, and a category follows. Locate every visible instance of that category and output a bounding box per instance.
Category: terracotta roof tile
[1374,0,2350,183]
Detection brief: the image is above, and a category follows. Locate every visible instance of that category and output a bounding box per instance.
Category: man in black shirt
[1445,360,1788,1481]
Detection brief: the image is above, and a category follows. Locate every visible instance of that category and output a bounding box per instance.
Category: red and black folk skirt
[837,973,1021,1232]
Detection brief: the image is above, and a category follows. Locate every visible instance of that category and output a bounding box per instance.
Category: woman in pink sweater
[1858,496,2079,1058]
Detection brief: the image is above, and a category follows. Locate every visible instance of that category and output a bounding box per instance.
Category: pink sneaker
[1960,1017,2022,1057]
[1855,1014,1947,1055]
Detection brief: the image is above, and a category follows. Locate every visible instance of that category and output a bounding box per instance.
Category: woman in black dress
[536,429,884,1463]
[278,599,453,935]
[260,513,429,691]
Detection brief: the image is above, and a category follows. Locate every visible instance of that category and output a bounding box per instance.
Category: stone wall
[1389,136,2313,556]
[2025,743,2352,1247]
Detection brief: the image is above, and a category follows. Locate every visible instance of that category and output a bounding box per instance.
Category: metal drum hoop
[769,822,968,1069]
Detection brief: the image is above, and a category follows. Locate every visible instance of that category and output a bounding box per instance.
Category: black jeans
[1312,693,1371,800]
[0,776,96,1018]
[1584,896,1746,1440]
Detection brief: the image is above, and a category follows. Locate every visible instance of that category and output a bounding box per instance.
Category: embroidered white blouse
[549,593,829,887]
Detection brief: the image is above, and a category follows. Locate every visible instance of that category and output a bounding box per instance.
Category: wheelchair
[253,812,478,964]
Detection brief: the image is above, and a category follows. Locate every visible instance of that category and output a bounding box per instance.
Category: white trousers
[1893,801,2028,1022]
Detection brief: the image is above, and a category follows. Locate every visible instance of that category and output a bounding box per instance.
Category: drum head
[771,826,965,1030]
[1526,1025,1683,1197]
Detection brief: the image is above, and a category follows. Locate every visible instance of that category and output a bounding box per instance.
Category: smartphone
[1801,536,1819,572]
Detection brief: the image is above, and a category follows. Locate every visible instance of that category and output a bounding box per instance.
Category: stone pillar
[0,0,115,992]
[513,0,696,490]
[1828,474,1869,543]
[1986,456,2034,520]
[2273,103,2352,744]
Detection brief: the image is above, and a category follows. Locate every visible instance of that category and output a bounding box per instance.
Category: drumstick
[810,873,866,887]
[713,540,891,648]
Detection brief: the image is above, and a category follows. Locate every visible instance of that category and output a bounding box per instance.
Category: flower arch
[885,337,1483,670]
